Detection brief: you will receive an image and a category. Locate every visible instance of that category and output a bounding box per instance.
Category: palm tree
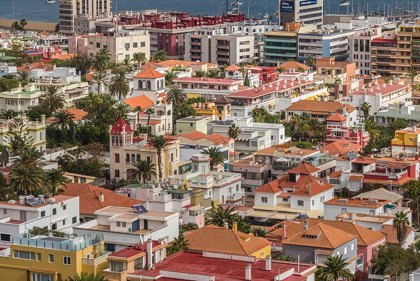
[250,228,266,237]
[45,168,70,197]
[17,71,30,85]
[12,147,44,168]
[334,78,342,98]
[109,72,130,100]
[91,73,108,95]
[393,211,410,246]
[40,85,65,115]
[202,147,225,171]
[152,50,169,62]
[1,109,18,120]
[132,52,147,67]
[316,255,354,281]
[112,102,131,120]
[206,205,235,226]
[83,92,103,113]
[145,107,155,125]
[218,64,228,78]
[239,65,248,84]
[275,255,297,261]
[306,55,315,68]
[149,135,171,180]
[50,110,76,143]
[9,165,44,195]
[168,233,189,255]
[165,70,178,86]
[206,69,220,78]
[67,272,107,281]
[233,215,251,233]
[132,160,157,183]
[364,118,380,144]
[275,66,285,73]
[407,68,418,86]
[20,19,27,31]
[92,48,111,72]
[132,106,143,126]
[166,87,187,106]
[228,124,240,160]
[361,102,371,118]
[194,70,206,78]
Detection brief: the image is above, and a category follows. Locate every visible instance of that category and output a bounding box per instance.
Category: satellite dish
[173,185,178,190]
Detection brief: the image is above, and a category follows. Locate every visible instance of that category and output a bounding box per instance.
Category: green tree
[276,66,284,73]
[166,87,187,106]
[407,68,418,86]
[91,73,108,95]
[194,70,206,77]
[228,124,240,160]
[132,160,157,183]
[168,233,189,256]
[152,50,169,62]
[17,71,30,86]
[206,205,235,226]
[218,64,228,78]
[149,135,170,180]
[172,103,196,128]
[45,168,70,196]
[40,85,65,115]
[0,109,18,120]
[244,72,250,87]
[250,228,266,237]
[50,110,76,144]
[92,48,111,72]
[144,107,155,125]
[393,211,410,246]
[67,272,107,281]
[112,102,131,120]
[306,55,315,68]
[132,52,147,67]
[239,65,248,84]
[109,72,130,100]
[9,165,44,195]
[316,255,354,281]
[202,147,225,171]
[5,118,34,155]
[206,69,220,78]
[19,19,27,31]
[403,180,420,224]
[361,102,371,118]
[9,40,24,61]
[165,70,178,86]
[364,118,380,144]
[275,255,297,261]
[12,147,44,168]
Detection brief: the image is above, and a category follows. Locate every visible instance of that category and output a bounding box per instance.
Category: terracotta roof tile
[381,224,413,245]
[133,66,165,79]
[286,100,356,114]
[62,183,145,215]
[327,113,347,122]
[279,61,311,71]
[123,95,154,109]
[321,140,362,156]
[179,131,231,145]
[329,171,342,178]
[288,161,319,174]
[225,64,241,71]
[110,117,133,134]
[183,225,271,256]
[66,108,87,121]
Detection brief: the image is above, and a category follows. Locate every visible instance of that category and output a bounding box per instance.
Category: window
[141,42,145,47]
[351,243,354,251]
[133,42,138,48]
[115,169,120,178]
[37,253,41,261]
[189,123,193,127]
[63,256,71,265]
[122,222,126,227]
[3,209,6,214]
[298,200,304,206]
[32,274,54,281]
[62,219,66,225]
[52,208,57,215]
[63,205,66,210]
[369,210,375,216]
[96,42,100,48]
[312,200,314,206]
[110,260,127,272]
[0,234,11,241]
[115,153,120,163]
[283,198,289,202]
[117,222,121,227]
[261,197,268,203]
[41,210,45,217]
[337,251,341,256]
[410,137,414,142]
[14,250,35,260]
[341,208,347,213]
[49,254,54,263]
[72,216,77,224]
[52,223,57,230]
[344,246,348,255]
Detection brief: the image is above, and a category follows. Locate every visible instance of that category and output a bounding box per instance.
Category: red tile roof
[327,113,347,122]
[321,140,362,156]
[133,66,165,79]
[123,95,154,109]
[279,61,311,71]
[225,64,241,71]
[381,224,413,245]
[110,117,133,134]
[288,161,319,174]
[179,131,231,145]
[110,241,163,258]
[66,108,88,121]
[62,183,145,215]
[286,100,356,114]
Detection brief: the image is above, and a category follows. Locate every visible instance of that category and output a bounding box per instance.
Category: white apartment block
[73,206,179,251]
[87,29,150,62]
[0,195,79,247]
[349,27,381,76]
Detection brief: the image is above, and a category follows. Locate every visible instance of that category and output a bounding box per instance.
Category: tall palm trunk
[157,151,163,180]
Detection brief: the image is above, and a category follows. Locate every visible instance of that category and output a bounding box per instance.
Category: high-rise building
[278,0,324,27]
[59,0,111,36]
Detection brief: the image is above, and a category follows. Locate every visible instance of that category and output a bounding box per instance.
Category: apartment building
[173,77,242,100]
[371,31,399,76]
[0,115,46,152]
[397,23,420,75]
[109,118,180,180]
[74,206,179,251]
[0,195,79,247]
[0,234,108,281]
[297,27,355,64]
[263,30,298,66]
[349,27,381,75]
[278,0,324,27]
[375,101,420,127]
[87,29,150,62]
[59,0,111,36]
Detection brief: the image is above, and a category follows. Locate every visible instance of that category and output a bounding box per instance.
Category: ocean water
[0,0,413,23]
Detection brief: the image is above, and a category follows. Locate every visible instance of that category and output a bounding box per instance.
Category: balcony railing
[82,252,110,266]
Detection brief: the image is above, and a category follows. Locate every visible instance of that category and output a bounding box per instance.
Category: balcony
[216,45,230,49]
[226,193,244,203]
[217,51,229,56]
[191,41,201,46]
[82,252,110,266]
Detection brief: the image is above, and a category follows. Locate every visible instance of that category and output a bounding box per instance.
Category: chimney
[232,221,238,231]
[342,104,347,116]
[147,238,153,270]
[303,220,308,230]
[308,184,311,195]
[245,264,252,280]
[282,222,287,240]
[266,255,272,271]
[224,221,229,229]
[99,192,104,202]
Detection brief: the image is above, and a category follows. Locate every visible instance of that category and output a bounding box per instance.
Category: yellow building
[0,234,109,281]
[182,223,271,258]
[391,127,420,156]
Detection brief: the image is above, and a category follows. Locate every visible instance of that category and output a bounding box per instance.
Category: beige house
[109,118,180,181]
[87,29,150,62]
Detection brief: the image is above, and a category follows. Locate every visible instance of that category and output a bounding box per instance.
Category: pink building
[325,113,370,148]
[68,35,89,55]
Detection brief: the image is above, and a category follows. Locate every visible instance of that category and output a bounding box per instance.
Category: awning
[269,103,275,107]
[384,204,396,210]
